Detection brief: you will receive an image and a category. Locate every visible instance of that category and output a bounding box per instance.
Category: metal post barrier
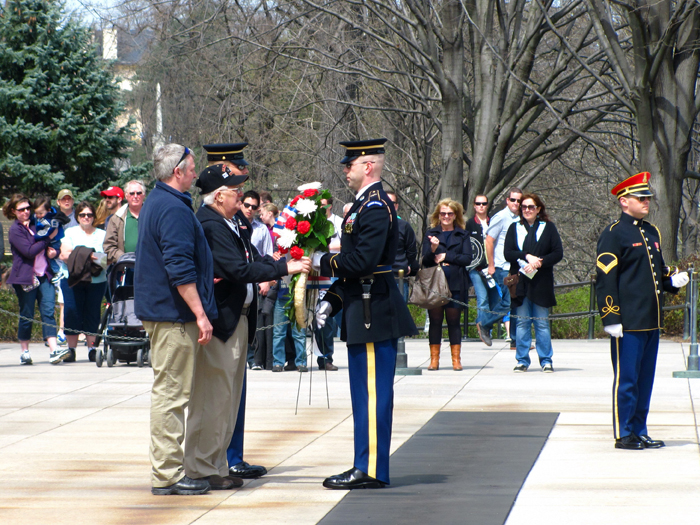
[588,277,596,339]
[395,269,422,376]
[674,266,700,378]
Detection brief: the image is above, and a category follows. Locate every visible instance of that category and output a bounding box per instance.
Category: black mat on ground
[319,411,559,525]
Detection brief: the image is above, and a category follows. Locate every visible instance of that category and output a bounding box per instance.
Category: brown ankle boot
[451,344,462,371]
[428,344,440,370]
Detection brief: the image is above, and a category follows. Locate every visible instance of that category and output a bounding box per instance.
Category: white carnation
[295,198,318,216]
[297,181,322,192]
[277,228,298,249]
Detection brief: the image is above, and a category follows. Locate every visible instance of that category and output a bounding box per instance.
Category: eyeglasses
[344,161,375,169]
[221,188,243,195]
[243,202,259,210]
[508,198,521,203]
[128,191,143,196]
[78,213,94,218]
[439,212,455,217]
[474,201,488,206]
[15,206,31,213]
[521,204,538,211]
[176,146,191,168]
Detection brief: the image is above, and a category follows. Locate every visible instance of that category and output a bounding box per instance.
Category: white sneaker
[49,348,71,364]
[20,352,33,365]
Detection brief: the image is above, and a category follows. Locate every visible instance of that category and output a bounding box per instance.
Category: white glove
[671,271,689,288]
[311,252,324,271]
[315,300,332,329]
[604,324,623,338]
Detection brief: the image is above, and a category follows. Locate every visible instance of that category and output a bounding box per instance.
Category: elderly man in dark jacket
[135,144,217,496]
[184,165,310,490]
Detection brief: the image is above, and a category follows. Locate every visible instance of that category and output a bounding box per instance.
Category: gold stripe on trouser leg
[366,343,378,479]
[613,337,621,439]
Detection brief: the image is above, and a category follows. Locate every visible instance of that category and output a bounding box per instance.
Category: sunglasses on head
[176,146,191,168]
[243,202,259,210]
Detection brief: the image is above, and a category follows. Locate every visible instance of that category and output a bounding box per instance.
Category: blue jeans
[272,294,307,367]
[13,275,57,341]
[469,268,502,325]
[60,280,106,336]
[515,297,553,368]
[478,267,511,330]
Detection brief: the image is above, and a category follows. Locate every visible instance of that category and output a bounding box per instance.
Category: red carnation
[303,188,319,197]
[285,217,297,230]
[290,195,302,206]
[278,246,289,255]
[297,220,311,235]
[290,246,304,260]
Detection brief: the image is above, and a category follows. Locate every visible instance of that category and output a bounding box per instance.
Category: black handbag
[409,264,451,309]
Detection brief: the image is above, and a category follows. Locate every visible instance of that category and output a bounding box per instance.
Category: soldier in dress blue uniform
[314,138,418,489]
[596,172,689,450]
[203,143,268,479]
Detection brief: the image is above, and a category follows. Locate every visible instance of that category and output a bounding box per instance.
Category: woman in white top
[60,201,107,362]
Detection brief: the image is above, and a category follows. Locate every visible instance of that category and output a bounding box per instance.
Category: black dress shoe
[318,362,338,371]
[229,461,267,479]
[639,434,665,448]
[322,467,386,490]
[200,474,241,490]
[615,435,644,450]
[151,475,210,495]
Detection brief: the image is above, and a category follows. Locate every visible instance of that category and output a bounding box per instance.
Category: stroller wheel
[137,348,145,368]
[107,346,115,367]
[95,348,104,367]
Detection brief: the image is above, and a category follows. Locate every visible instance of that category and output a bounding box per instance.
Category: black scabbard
[361,278,373,329]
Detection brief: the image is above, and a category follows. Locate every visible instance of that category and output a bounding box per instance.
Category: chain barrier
[410,276,598,322]
[0,305,291,344]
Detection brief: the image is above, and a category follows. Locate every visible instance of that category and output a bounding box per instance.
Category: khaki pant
[184,316,248,478]
[143,320,199,487]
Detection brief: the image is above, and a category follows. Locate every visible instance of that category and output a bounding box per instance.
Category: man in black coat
[596,172,688,450]
[184,165,311,489]
[314,138,417,490]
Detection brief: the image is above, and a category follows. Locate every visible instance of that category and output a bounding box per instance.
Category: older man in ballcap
[202,142,269,480]
[314,139,417,489]
[596,172,688,450]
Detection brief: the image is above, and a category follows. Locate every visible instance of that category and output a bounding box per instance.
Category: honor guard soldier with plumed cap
[200,142,268,480]
[313,138,418,489]
[596,172,689,450]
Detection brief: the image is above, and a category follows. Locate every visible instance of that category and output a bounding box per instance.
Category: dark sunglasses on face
[632,196,652,202]
[521,204,537,211]
[474,201,488,206]
[15,206,31,213]
[508,198,521,203]
[243,202,259,210]
[440,212,455,217]
[78,213,94,218]
[128,191,143,196]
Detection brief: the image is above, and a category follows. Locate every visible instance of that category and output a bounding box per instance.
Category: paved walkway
[1,337,699,524]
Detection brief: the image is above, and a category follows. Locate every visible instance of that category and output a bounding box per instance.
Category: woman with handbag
[504,193,563,373]
[421,199,472,370]
[3,193,61,365]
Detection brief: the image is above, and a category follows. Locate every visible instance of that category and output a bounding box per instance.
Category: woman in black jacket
[504,193,563,373]
[421,199,472,370]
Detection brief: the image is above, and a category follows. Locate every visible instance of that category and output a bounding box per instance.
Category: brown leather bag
[409,264,451,309]
[503,273,519,298]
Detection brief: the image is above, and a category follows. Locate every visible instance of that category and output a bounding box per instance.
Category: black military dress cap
[203,142,249,166]
[339,138,387,164]
[195,164,248,194]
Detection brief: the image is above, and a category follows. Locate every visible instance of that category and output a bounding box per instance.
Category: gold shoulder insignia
[597,252,618,274]
[651,224,662,244]
[608,220,620,231]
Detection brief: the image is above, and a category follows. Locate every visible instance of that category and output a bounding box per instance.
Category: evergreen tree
[0,0,134,196]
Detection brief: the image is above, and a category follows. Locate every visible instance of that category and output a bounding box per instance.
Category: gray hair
[153,143,191,182]
[202,185,232,206]
[125,179,146,195]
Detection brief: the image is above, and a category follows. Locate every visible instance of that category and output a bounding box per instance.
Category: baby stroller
[95,252,150,367]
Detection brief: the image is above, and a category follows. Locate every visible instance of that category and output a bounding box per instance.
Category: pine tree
[0,0,134,196]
